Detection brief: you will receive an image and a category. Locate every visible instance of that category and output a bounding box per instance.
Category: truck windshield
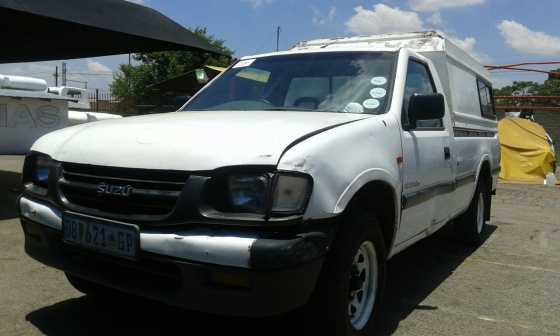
[182,52,396,114]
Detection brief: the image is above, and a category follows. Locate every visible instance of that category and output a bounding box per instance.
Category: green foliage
[494,81,540,97]
[494,69,560,97]
[111,27,233,112]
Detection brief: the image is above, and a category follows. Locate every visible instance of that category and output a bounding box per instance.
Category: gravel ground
[1,155,559,335]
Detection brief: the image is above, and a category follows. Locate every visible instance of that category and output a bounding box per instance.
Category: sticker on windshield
[370,88,387,99]
[236,68,271,83]
[233,59,256,68]
[371,76,388,86]
[343,102,365,114]
[363,99,380,110]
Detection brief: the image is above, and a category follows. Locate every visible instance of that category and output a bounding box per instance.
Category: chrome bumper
[20,197,62,230]
[19,197,256,268]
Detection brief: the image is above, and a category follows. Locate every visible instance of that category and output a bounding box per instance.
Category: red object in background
[486,62,560,80]
[548,72,560,80]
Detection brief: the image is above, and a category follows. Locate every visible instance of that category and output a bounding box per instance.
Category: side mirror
[407,93,445,130]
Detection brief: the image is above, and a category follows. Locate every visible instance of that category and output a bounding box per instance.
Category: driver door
[397,58,454,243]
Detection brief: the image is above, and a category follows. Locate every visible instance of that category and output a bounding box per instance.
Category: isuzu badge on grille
[97,183,133,197]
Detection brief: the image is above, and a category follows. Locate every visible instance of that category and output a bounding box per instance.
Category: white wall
[0,97,68,154]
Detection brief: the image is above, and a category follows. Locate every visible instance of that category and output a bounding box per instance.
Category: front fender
[333,168,400,214]
[277,115,403,220]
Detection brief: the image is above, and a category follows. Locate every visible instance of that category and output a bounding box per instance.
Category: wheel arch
[473,156,492,196]
[336,176,400,257]
[476,158,493,220]
[477,159,492,189]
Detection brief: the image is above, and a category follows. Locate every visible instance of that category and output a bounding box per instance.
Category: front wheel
[349,241,379,330]
[305,210,387,335]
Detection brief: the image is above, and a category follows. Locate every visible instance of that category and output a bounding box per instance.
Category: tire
[455,178,490,246]
[305,209,387,336]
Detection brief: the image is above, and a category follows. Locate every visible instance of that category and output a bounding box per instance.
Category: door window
[403,60,443,129]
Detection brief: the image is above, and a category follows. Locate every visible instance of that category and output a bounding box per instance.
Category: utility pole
[276,26,281,52]
[96,88,100,112]
[61,62,67,86]
[54,66,59,87]
[128,53,132,92]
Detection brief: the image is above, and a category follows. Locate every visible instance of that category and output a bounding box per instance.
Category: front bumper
[20,197,333,317]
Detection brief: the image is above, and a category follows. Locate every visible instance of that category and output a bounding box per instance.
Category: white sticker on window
[343,102,365,114]
[371,76,388,86]
[363,99,380,109]
[233,59,256,68]
[370,88,387,99]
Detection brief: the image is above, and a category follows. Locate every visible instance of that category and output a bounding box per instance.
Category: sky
[2,0,560,90]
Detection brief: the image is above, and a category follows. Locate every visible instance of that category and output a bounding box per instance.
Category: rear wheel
[455,178,490,245]
[306,209,386,335]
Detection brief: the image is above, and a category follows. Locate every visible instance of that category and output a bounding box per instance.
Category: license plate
[63,213,139,259]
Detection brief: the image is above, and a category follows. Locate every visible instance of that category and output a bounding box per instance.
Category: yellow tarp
[498,117,556,184]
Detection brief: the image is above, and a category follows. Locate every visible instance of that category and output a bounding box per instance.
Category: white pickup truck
[19,32,499,335]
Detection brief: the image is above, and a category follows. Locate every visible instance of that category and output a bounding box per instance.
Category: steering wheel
[259,98,274,107]
[294,97,320,110]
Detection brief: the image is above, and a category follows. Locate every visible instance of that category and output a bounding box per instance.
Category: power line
[68,72,115,76]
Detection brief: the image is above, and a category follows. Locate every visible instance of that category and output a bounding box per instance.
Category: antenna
[276,26,281,52]
[54,66,59,87]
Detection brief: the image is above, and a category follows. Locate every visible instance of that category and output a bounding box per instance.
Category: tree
[494,68,560,97]
[494,81,541,97]
[111,27,233,112]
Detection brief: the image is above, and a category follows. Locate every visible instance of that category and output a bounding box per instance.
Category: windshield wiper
[186,107,340,113]
[262,107,324,112]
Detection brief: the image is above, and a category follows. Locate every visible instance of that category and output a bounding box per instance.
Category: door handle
[444,147,451,160]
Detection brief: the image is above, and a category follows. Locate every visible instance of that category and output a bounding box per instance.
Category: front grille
[58,163,188,219]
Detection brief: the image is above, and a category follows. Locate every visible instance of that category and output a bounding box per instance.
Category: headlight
[271,174,312,214]
[33,157,52,187]
[24,155,54,190]
[228,174,270,213]
[220,172,312,217]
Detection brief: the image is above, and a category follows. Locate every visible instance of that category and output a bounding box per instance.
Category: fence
[88,90,119,113]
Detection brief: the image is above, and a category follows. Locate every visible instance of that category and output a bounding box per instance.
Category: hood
[32,110,370,171]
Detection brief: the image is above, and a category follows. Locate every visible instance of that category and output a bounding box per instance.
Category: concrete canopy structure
[0,0,223,63]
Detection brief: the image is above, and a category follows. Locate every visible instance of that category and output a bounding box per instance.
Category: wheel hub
[349,266,364,292]
[348,241,378,331]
